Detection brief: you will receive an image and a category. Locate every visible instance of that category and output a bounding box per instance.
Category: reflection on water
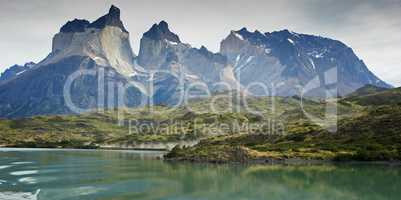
[0,148,400,200]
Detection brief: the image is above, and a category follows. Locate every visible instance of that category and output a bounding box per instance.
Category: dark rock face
[59,5,128,33]
[88,5,128,33]
[137,21,181,67]
[60,19,90,33]
[143,21,180,43]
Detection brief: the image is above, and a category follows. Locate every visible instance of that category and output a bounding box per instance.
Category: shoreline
[2,146,400,166]
[165,157,401,166]
[0,146,168,153]
[0,140,199,152]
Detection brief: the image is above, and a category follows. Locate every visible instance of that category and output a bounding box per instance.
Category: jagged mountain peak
[158,20,169,31]
[238,27,248,32]
[109,5,121,16]
[42,5,136,75]
[143,21,181,43]
[237,27,263,35]
[60,19,90,33]
[59,5,127,33]
[89,5,128,33]
[233,28,267,44]
[268,29,292,36]
[265,30,346,46]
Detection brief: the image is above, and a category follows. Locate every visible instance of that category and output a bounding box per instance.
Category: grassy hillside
[0,95,356,149]
[2,89,400,162]
[166,105,401,162]
[346,84,389,97]
[0,107,202,148]
[166,89,401,163]
[343,86,401,106]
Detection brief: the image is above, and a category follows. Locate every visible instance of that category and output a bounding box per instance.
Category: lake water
[0,148,400,200]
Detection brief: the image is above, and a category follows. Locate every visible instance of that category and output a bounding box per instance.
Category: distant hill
[344,86,401,106]
[346,84,389,97]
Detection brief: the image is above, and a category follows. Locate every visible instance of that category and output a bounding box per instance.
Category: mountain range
[0,5,392,118]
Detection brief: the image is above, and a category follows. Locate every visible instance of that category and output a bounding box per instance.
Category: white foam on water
[0,165,12,170]
[19,177,38,184]
[10,170,38,176]
[11,162,34,165]
[0,189,40,200]
[76,186,100,195]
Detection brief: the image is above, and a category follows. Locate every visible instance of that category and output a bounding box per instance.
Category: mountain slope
[0,6,142,118]
[220,29,392,96]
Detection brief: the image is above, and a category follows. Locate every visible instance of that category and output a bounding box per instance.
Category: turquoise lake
[0,148,400,200]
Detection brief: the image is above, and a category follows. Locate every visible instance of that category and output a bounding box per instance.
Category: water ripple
[11,162,34,165]
[0,189,40,200]
[0,165,12,170]
[19,177,38,184]
[10,170,38,176]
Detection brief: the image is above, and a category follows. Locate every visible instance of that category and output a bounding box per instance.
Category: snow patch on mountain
[233,32,244,40]
[287,38,295,45]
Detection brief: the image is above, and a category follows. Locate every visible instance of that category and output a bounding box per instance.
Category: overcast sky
[0,0,400,86]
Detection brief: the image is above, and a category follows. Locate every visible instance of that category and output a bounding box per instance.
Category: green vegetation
[1,86,401,162]
[166,87,401,163]
[166,105,401,162]
[0,107,206,148]
[343,86,401,106]
[1,94,343,149]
